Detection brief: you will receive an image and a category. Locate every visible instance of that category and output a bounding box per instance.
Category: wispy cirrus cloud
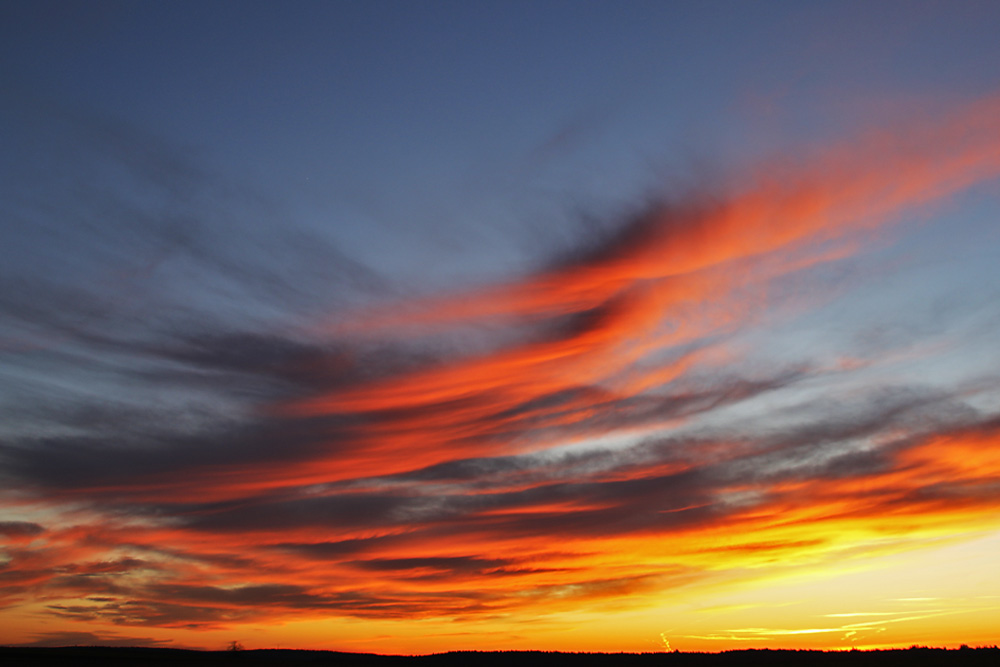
[3,95,1000,641]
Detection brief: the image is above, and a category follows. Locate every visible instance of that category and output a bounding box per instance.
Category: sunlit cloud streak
[3,96,1000,639]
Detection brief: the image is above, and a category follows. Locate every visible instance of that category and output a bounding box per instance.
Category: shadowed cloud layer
[3,96,1000,644]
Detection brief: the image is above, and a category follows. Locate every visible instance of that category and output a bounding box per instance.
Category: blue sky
[3,0,1000,653]
[5,1,999,286]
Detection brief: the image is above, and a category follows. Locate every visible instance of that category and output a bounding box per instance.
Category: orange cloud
[5,96,1000,650]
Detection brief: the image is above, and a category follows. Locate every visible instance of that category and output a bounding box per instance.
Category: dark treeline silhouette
[1,646,998,667]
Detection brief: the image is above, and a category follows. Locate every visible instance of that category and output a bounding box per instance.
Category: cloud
[0,522,44,540]
[11,630,174,648]
[3,95,1000,636]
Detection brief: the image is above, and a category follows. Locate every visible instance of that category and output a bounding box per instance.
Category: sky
[2,0,1000,655]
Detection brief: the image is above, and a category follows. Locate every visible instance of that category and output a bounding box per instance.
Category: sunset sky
[3,0,1000,654]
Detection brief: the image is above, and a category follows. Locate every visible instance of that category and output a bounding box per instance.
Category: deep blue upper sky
[7,1,999,283]
[2,0,999,338]
[0,0,996,436]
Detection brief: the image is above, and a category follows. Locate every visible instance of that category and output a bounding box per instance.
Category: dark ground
[1,647,998,667]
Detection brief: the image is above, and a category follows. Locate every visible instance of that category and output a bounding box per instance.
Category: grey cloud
[0,413,342,495]
[0,522,44,538]
[152,332,348,390]
[12,630,174,648]
[179,492,412,533]
[46,599,249,628]
[147,583,317,607]
[271,535,402,560]
[350,556,513,576]
[46,587,498,625]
